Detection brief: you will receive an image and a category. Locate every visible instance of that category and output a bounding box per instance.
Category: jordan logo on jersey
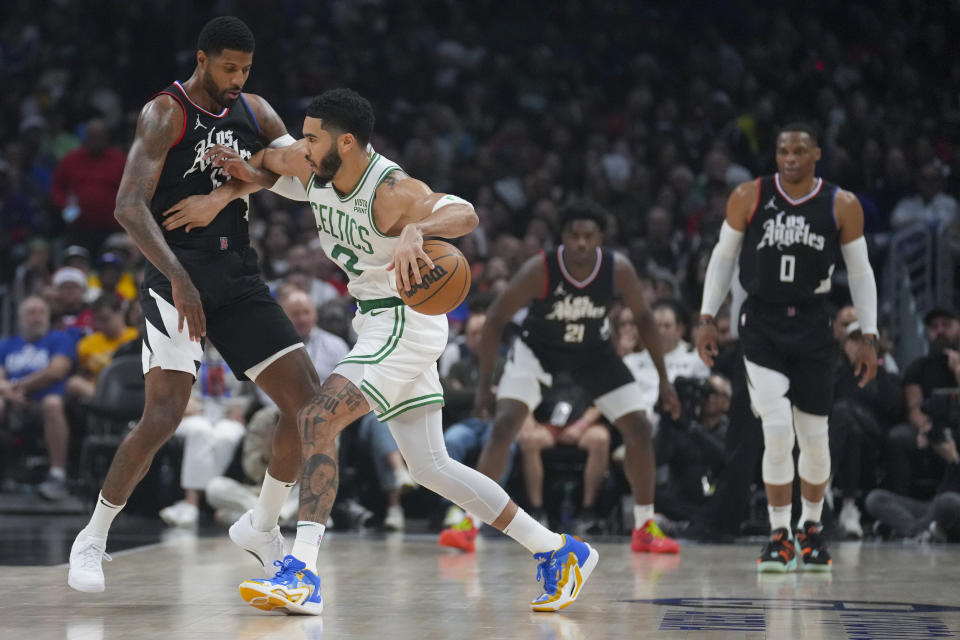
[183,127,253,189]
[545,294,607,322]
[757,211,826,251]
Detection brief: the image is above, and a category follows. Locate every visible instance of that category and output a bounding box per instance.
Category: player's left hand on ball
[388,226,433,293]
[162,194,219,232]
[854,340,879,388]
[659,381,681,420]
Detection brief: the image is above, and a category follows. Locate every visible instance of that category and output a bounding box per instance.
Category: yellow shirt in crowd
[87,272,138,300]
[77,326,139,379]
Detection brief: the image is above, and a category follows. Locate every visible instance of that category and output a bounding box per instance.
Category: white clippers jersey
[305,151,404,300]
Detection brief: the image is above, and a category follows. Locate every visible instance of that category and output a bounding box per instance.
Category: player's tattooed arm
[474,255,546,418]
[378,172,478,290]
[377,173,479,239]
[115,95,205,340]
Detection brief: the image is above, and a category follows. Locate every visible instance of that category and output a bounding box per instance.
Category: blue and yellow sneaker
[530,534,599,612]
[238,555,323,615]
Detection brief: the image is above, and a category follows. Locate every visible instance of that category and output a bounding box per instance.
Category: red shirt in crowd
[50,146,126,230]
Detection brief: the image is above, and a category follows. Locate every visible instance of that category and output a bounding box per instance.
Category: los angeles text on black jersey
[522,247,615,352]
[182,127,253,189]
[148,81,263,246]
[739,175,840,306]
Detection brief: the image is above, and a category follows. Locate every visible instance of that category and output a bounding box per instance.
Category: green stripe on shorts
[339,306,406,365]
[377,393,445,421]
[360,380,390,412]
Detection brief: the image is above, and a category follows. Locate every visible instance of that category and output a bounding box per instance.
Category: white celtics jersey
[306,151,404,301]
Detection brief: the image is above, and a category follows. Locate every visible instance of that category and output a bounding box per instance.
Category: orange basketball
[398,240,471,315]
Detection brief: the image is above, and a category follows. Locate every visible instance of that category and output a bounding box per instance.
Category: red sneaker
[631,519,680,553]
[438,517,478,552]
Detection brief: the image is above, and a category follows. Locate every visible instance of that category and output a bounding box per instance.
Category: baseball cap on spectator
[53,266,88,288]
[923,307,958,326]
[64,245,91,264]
[97,252,124,269]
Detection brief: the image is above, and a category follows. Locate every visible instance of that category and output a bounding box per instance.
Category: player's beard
[315,146,342,186]
[202,72,240,108]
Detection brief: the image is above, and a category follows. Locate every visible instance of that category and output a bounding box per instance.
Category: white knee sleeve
[794,408,830,484]
[760,402,796,485]
[744,358,795,485]
[388,406,509,524]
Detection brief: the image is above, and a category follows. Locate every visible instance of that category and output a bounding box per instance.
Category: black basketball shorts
[739,299,837,416]
[140,244,302,381]
[497,338,641,422]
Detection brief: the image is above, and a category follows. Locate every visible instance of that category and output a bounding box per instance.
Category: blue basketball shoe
[530,534,599,612]
[238,555,323,615]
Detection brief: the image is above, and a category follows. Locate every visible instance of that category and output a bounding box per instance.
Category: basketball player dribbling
[695,123,878,572]
[445,202,683,555]
[67,17,328,594]
[202,88,599,614]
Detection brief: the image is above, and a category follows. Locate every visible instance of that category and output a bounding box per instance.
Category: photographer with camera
[652,375,731,524]
[883,308,960,499]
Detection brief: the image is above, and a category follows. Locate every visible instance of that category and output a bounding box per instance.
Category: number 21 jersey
[521,246,615,359]
[739,174,841,306]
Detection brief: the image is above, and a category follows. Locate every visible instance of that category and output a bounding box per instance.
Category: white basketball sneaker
[229,509,285,576]
[68,528,112,592]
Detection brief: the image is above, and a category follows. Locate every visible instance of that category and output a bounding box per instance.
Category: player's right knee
[759,402,795,485]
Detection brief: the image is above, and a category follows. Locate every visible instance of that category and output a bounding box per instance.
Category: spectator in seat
[49,118,125,250]
[49,267,93,337]
[885,307,960,501]
[65,293,138,401]
[0,296,77,500]
[829,320,904,538]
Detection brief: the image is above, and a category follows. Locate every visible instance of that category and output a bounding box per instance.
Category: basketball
[397,239,471,315]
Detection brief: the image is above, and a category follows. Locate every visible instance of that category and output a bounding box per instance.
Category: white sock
[800,497,824,527]
[49,467,66,481]
[252,472,296,531]
[466,511,481,527]
[290,521,325,573]
[87,492,124,539]
[634,504,655,529]
[768,504,792,532]
[503,508,564,554]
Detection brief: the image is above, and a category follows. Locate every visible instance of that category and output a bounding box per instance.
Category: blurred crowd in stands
[1,0,959,542]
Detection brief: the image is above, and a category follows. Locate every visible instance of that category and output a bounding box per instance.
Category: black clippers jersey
[521,246,615,354]
[149,82,263,246]
[739,174,841,305]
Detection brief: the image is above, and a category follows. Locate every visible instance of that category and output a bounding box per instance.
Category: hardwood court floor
[2,532,959,639]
